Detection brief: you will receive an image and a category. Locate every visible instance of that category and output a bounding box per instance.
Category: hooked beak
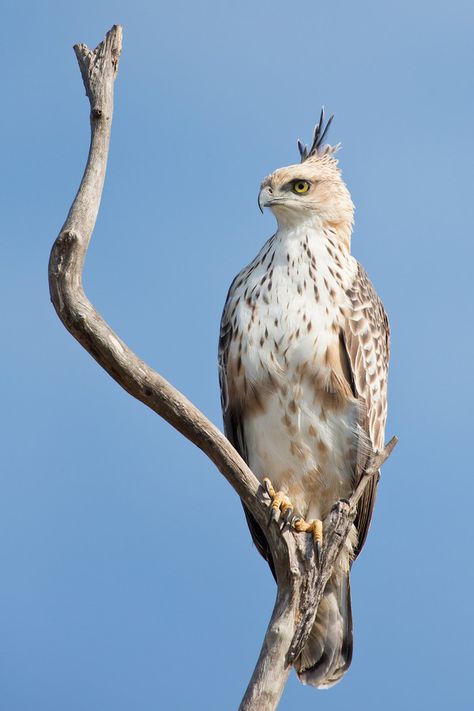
[258,185,274,213]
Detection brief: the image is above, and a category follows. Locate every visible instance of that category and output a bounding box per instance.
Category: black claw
[280,507,294,531]
[315,541,321,566]
[268,507,278,527]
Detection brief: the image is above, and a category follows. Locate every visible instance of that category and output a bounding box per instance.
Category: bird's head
[258,111,354,246]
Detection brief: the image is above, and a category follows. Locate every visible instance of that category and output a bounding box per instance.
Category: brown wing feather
[342,263,390,557]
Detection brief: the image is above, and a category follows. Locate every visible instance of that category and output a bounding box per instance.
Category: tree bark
[49,26,397,711]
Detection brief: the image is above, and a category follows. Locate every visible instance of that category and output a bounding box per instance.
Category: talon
[271,491,285,512]
[312,519,323,547]
[289,514,301,528]
[280,507,294,532]
[294,517,309,533]
[269,507,279,525]
[294,517,324,554]
[264,477,295,529]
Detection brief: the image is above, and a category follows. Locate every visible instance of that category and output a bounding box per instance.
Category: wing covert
[342,263,390,556]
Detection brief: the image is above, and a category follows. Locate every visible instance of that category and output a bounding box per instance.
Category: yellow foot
[263,477,295,528]
[263,477,323,561]
[293,518,323,545]
[294,517,323,562]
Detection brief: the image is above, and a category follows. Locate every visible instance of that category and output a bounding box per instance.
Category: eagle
[218,110,389,688]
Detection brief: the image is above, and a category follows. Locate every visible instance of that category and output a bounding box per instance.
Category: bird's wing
[218,278,246,455]
[342,262,390,557]
[218,278,275,574]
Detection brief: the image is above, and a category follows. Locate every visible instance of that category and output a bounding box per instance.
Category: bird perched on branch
[218,110,389,688]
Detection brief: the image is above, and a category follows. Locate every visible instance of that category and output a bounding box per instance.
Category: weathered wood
[48,26,397,711]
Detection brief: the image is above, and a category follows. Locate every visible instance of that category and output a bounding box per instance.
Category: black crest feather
[297,108,335,163]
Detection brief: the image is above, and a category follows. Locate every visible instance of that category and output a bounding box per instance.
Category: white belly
[242,377,357,521]
[228,226,359,521]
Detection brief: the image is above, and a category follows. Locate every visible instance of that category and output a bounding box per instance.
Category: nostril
[268,186,273,194]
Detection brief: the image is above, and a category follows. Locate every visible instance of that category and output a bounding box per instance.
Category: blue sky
[1,1,474,709]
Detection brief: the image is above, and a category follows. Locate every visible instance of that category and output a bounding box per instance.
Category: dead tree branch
[48,26,397,711]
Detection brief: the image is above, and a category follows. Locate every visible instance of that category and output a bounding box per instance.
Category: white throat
[270,205,325,233]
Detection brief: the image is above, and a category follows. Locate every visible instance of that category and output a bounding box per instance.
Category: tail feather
[295,574,353,688]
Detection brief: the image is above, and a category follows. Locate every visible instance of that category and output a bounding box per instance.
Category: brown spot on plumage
[317,439,328,454]
[282,414,297,435]
[290,441,307,460]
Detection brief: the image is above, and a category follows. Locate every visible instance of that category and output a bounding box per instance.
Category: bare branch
[49,26,397,711]
[48,25,265,530]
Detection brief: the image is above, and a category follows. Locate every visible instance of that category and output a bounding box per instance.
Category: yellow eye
[293,180,310,194]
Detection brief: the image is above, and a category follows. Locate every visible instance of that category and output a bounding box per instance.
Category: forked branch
[49,26,397,711]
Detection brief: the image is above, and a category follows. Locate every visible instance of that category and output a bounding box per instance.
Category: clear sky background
[1,1,473,709]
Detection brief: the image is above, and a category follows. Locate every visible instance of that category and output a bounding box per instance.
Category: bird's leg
[263,477,295,529]
[294,517,323,563]
[263,477,323,559]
